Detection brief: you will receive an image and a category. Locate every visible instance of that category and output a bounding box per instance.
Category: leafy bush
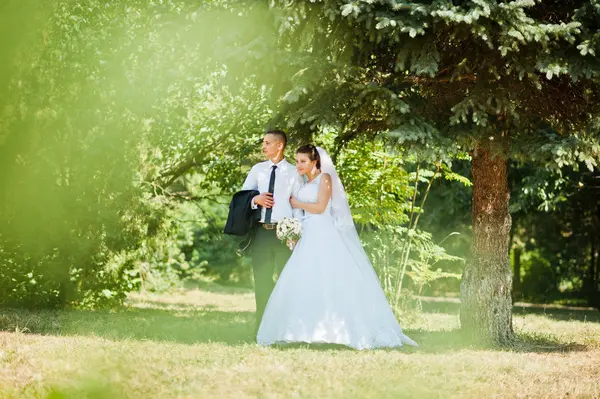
[519,250,560,302]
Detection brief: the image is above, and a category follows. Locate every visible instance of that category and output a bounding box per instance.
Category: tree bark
[460,145,514,344]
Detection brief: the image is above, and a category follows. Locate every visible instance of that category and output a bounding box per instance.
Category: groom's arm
[291,173,304,219]
[241,165,273,210]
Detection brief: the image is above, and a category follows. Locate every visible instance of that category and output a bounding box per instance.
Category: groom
[241,129,302,330]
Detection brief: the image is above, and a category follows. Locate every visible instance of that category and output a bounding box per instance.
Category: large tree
[269,0,600,343]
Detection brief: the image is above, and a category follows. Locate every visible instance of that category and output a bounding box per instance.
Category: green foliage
[163,197,252,285]
[518,249,559,302]
[0,0,278,307]
[316,137,465,315]
[270,0,600,161]
[335,138,411,227]
[0,1,173,308]
[363,227,463,310]
[510,162,600,306]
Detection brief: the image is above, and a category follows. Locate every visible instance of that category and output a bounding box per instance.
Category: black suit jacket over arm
[224,189,260,236]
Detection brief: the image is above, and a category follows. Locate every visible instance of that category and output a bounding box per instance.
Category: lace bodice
[296,174,332,217]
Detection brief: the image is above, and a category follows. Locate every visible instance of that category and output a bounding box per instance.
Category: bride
[256,144,417,350]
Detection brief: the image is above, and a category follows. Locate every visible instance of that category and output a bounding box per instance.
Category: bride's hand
[286,239,297,251]
[290,196,300,209]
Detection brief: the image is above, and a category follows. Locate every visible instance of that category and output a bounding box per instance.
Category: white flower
[276,217,303,243]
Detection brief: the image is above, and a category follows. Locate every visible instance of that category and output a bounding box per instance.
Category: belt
[260,223,278,230]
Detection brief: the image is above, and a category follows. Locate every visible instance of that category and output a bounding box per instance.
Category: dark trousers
[251,227,291,329]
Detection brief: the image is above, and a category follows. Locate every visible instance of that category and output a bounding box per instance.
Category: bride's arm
[290,174,332,214]
[290,173,304,219]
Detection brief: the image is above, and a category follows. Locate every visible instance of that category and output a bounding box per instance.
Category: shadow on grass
[0,306,589,353]
[0,292,595,353]
[0,306,255,346]
[182,279,253,295]
[264,328,585,354]
[419,298,600,323]
[270,342,357,352]
[405,328,587,354]
[512,305,600,323]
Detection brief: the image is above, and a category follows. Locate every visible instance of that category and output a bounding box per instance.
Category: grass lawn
[1,284,599,398]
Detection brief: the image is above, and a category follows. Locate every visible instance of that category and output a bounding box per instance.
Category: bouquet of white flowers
[276,217,303,250]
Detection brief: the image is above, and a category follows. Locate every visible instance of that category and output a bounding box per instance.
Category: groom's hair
[265,129,287,148]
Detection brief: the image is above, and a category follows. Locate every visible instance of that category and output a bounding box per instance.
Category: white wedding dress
[257,155,418,350]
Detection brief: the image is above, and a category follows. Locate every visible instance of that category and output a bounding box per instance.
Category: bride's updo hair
[296,144,321,169]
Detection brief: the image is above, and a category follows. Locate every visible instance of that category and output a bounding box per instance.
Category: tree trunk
[460,145,514,344]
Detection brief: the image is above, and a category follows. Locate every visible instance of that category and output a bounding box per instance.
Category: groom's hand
[254,193,274,208]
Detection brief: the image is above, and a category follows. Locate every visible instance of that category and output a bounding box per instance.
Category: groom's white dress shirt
[242,158,303,223]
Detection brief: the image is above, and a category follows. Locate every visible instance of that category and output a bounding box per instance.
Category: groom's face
[262,134,284,160]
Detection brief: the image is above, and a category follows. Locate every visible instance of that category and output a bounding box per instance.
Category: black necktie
[264,165,277,224]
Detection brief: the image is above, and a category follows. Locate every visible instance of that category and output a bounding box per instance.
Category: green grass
[1,286,599,398]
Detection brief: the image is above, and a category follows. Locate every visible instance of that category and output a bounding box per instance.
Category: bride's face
[295,153,316,175]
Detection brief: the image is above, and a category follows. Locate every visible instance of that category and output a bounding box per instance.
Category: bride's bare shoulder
[319,173,332,187]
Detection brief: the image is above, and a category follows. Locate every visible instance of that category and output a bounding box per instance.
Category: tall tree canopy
[269,0,600,343]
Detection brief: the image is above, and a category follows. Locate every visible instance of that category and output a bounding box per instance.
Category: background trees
[0,0,276,307]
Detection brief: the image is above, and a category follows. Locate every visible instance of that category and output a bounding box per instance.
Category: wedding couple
[241,130,417,350]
